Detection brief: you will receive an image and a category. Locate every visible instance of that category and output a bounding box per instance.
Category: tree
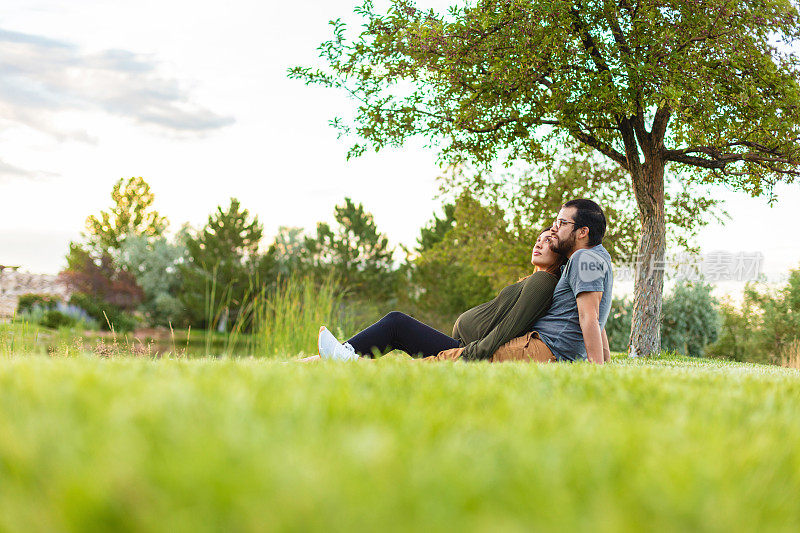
[660,279,719,357]
[709,266,800,363]
[404,201,496,332]
[85,176,168,251]
[180,199,273,329]
[116,233,189,327]
[269,226,312,278]
[304,197,397,300]
[59,243,142,332]
[291,0,800,356]
[606,280,720,357]
[60,177,169,329]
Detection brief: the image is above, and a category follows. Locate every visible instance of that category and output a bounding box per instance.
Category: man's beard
[553,230,576,256]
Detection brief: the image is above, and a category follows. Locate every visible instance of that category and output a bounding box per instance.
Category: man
[495,198,613,364]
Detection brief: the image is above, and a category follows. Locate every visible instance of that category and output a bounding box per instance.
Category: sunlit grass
[0,353,799,531]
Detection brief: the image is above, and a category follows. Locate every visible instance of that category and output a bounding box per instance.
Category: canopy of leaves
[291,0,800,194]
[269,226,311,278]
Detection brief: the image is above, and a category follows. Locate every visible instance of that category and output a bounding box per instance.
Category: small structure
[0,267,72,318]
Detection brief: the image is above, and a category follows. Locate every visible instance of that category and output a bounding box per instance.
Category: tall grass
[0,318,42,356]
[0,316,88,357]
[198,272,355,358]
[251,274,355,357]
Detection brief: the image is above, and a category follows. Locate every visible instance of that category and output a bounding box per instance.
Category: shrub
[41,310,77,330]
[604,280,720,357]
[69,292,138,333]
[661,280,720,357]
[16,294,61,315]
[604,296,633,353]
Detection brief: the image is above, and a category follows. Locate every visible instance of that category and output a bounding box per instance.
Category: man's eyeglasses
[553,218,576,230]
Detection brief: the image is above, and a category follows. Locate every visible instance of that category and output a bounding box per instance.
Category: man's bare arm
[601,328,611,363]
[576,291,604,365]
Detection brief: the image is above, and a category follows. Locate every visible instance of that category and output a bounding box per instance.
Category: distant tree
[420,191,520,291]
[269,226,312,278]
[404,200,495,332]
[59,243,142,332]
[707,298,760,363]
[60,244,142,310]
[116,233,189,327]
[416,202,457,252]
[604,296,634,353]
[292,0,800,357]
[661,280,720,357]
[180,199,272,329]
[85,176,168,252]
[710,267,800,363]
[304,197,397,300]
[61,176,171,329]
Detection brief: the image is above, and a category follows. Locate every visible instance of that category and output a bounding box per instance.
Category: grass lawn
[1,353,799,532]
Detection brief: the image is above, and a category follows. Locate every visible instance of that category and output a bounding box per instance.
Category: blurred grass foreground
[0,354,799,532]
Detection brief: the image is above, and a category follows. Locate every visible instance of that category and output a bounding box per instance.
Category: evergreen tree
[405,201,495,333]
[304,197,396,300]
[180,199,273,329]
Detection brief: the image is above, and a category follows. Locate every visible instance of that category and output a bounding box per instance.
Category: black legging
[346,311,461,358]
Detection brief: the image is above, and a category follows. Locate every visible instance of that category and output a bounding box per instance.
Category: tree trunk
[628,162,667,358]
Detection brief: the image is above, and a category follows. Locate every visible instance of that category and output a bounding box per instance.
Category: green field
[1,353,799,532]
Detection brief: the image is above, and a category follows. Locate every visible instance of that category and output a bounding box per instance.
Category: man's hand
[576,291,604,365]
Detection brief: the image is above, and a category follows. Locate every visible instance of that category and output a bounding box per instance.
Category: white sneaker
[318,326,359,361]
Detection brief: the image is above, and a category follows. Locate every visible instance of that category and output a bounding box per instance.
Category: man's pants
[425,331,557,363]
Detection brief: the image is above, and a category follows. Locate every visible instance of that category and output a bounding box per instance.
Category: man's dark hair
[563,199,606,246]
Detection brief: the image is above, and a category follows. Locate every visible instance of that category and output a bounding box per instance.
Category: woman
[312,227,567,362]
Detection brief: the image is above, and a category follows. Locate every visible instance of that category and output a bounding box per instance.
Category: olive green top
[452,270,559,361]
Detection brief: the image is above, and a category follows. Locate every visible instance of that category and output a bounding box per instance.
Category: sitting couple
[314,198,613,365]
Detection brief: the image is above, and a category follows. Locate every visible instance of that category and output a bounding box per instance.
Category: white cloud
[0,157,58,181]
[0,27,235,142]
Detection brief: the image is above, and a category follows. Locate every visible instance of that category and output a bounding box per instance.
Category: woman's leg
[346,311,460,358]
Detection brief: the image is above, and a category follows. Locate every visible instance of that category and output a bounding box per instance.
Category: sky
[1,0,799,299]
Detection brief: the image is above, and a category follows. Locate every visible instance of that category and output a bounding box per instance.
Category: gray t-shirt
[532,244,614,361]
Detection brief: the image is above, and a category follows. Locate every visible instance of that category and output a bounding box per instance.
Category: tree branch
[665,149,800,175]
[568,126,629,169]
[465,117,560,134]
[651,106,672,146]
[568,5,617,89]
